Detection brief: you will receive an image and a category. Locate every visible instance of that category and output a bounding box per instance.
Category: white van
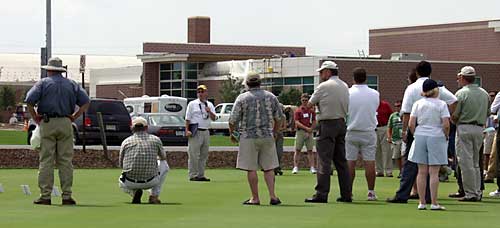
[209,103,234,134]
[124,95,188,118]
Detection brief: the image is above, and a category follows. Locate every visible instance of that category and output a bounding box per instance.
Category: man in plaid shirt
[119,117,169,204]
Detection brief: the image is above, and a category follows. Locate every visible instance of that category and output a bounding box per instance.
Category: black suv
[27,98,132,146]
[73,98,132,145]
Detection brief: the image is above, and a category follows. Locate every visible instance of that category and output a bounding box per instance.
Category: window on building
[302,76,314,85]
[367,75,378,91]
[474,77,481,87]
[284,77,302,85]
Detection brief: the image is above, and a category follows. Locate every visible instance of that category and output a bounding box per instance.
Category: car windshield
[148,115,184,126]
[88,101,128,115]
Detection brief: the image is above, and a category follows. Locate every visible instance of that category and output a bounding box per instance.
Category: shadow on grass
[57,204,117,208]
[125,202,183,206]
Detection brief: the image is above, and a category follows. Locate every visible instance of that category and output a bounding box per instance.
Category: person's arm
[408,116,417,135]
[27,104,41,124]
[69,102,89,122]
[451,92,462,124]
[119,143,125,168]
[387,117,393,144]
[228,98,242,143]
[229,122,238,144]
[185,103,192,137]
[206,102,216,121]
[401,113,410,143]
[491,93,500,114]
[158,140,167,161]
[442,118,450,140]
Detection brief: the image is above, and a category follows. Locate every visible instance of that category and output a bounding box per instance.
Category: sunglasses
[197,90,205,93]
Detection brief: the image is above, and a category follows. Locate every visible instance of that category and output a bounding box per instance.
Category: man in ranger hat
[185,84,216,181]
[25,57,90,205]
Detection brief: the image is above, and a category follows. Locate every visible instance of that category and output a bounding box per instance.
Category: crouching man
[118,117,169,204]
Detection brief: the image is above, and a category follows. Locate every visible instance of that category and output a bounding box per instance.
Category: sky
[1,0,499,57]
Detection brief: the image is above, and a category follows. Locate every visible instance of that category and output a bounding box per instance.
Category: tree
[278,87,302,106]
[0,86,16,111]
[219,76,245,103]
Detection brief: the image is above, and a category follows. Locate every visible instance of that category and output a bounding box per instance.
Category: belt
[319,118,344,122]
[458,122,483,127]
[41,113,68,118]
[198,128,207,131]
[123,174,157,183]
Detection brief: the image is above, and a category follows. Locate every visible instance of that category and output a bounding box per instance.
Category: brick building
[370,20,500,62]
[137,16,306,101]
[94,18,500,106]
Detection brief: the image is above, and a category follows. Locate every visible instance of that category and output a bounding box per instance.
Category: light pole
[46,0,51,59]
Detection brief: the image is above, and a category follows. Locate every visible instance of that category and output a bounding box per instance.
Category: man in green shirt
[387,100,403,177]
[452,66,489,202]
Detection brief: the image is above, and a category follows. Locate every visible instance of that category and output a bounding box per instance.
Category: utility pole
[42,0,51,78]
[46,0,52,59]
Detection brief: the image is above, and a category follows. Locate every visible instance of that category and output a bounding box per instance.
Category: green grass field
[0,130,27,145]
[0,169,499,228]
[0,130,296,147]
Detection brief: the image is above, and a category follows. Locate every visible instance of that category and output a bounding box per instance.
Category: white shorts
[346,130,377,161]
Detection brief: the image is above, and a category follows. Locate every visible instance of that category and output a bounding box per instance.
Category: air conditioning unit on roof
[390,53,425,61]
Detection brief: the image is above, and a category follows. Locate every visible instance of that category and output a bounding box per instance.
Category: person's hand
[68,114,76,122]
[306,127,313,133]
[185,130,192,137]
[387,138,392,144]
[402,131,408,143]
[205,106,211,113]
[230,134,238,144]
[34,114,42,124]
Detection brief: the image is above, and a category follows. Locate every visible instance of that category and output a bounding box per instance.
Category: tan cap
[316,61,339,72]
[458,66,476,77]
[246,72,261,81]
[197,85,208,91]
[132,117,148,127]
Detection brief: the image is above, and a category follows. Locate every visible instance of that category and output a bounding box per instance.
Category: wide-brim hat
[41,57,67,72]
[132,117,148,127]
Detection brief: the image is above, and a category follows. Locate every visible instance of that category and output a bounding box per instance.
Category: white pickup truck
[209,103,233,135]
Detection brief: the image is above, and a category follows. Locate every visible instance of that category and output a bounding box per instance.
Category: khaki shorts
[237,138,279,171]
[295,130,315,151]
[391,141,403,159]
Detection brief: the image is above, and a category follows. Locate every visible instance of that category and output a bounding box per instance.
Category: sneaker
[310,167,317,174]
[417,204,426,210]
[292,167,299,174]
[376,173,384,177]
[148,195,161,204]
[489,190,500,197]
[386,173,394,177]
[430,204,446,210]
[367,191,377,201]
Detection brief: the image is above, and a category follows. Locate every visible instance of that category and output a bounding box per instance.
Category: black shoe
[62,198,77,205]
[305,196,328,203]
[458,197,479,202]
[242,199,260,205]
[408,194,419,199]
[336,197,353,203]
[386,197,408,203]
[448,192,465,198]
[132,189,143,204]
[197,177,211,182]
[33,198,51,205]
[484,179,494,183]
[270,198,282,205]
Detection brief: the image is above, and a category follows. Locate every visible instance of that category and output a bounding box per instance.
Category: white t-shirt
[185,99,215,129]
[410,97,450,137]
[491,92,500,115]
[347,84,380,131]
[401,77,457,114]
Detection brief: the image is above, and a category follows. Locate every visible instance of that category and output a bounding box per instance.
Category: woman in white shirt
[408,79,450,210]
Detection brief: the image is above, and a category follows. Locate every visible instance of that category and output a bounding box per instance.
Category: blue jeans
[395,131,431,201]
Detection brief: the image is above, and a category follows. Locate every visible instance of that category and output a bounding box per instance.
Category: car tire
[73,128,81,145]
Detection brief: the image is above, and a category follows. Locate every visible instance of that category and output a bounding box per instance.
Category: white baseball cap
[458,66,476,77]
[316,61,339,72]
[132,117,148,127]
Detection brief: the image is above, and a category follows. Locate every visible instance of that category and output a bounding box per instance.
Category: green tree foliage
[219,76,245,103]
[278,87,302,106]
[0,86,16,110]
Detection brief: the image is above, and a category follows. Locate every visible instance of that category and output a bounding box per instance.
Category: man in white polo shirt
[346,67,380,201]
[185,85,216,181]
